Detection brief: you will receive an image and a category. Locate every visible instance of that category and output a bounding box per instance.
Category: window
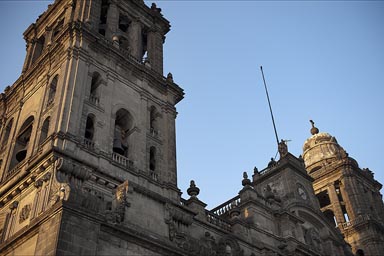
[149,146,156,171]
[98,0,109,36]
[316,190,331,208]
[323,209,337,226]
[342,206,350,222]
[85,114,95,140]
[225,244,232,256]
[141,29,148,61]
[334,180,344,202]
[1,118,13,148]
[113,109,133,157]
[31,35,45,63]
[47,75,58,106]
[90,72,101,104]
[9,116,34,170]
[119,15,130,33]
[149,106,158,133]
[52,18,64,41]
[39,117,50,144]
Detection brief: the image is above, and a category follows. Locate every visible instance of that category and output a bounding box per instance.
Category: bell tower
[0,0,183,255]
[303,121,384,255]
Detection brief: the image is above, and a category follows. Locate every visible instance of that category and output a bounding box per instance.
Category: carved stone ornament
[169,229,218,256]
[106,180,130,224]
[19,204,32,223]
[278,139,288,158]
[217,236,244,256]
[304,227,322,253]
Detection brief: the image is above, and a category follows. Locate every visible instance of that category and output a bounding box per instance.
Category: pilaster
[105,1,119,40]
[128,18,143,61]
[327,183,345,224]
[147,29,163,74]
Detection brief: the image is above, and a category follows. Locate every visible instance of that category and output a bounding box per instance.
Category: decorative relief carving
[304,227,322,253]
[19,204,31,223]
[106,180,130,224]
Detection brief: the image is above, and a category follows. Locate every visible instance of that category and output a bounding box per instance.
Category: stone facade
[0,1,382,256]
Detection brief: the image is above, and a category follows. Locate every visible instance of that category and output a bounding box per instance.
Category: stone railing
[3,160,26,181]
[206,211,231,232]
[150,171,159,181]
[211,196,241,217]
[88,95,100,106]
[82,138,95,149]
[180,198,187,206]
[112,152,133,168]
[150,128,159,137]
[340,214,371,229]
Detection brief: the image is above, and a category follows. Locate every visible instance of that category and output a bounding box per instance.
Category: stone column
[341,176,361,220]
[105,0,119,40]
[163,105,177,186]
[45,27,53,47]
[83,0,101,30]
[327,183,345,224]
[64,1,75,25]
[128,18,142,60]
[147,29,163,74]
[23,39,34,72]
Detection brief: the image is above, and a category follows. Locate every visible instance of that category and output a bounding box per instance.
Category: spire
[310,120,319,135]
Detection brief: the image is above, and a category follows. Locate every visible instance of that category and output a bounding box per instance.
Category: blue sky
[0,1,383,208]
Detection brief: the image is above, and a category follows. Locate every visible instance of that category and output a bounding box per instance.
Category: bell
[16,149,27,162]
[113,137,125,155]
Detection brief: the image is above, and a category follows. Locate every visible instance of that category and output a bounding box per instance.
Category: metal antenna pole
[260,66,279,146]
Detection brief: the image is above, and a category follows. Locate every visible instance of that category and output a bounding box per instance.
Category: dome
[302,121,347,173]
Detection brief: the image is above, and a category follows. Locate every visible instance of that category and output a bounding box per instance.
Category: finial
[166,72,173,83]
[242,171,251,186]
[187,180,200,197]
[309,120,319,135]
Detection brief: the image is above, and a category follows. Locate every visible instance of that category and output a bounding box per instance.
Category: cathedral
[0,1,384,255]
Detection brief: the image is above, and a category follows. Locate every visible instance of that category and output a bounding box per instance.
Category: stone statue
[278,139,288,158]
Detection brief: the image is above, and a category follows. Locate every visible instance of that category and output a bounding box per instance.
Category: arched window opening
[342,205,350,222]
[334,180,344,202]
[99,0,109,36]
[10,116,34,170]
[324,209,337,227]
[316,190,331,208]
[31,35,45,63]
[39,117,50,144]
[141,30,148,62]
[52,19,64,41]
[225,244,232,256]
[149,147,156,171]
[47,75,58,106]
[1,118,14,148]
[113,109,133,157]
[85,115,95,141]
[119,15,130,33]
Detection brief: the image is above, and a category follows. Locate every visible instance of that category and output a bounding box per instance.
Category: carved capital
[9,201,19,210]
